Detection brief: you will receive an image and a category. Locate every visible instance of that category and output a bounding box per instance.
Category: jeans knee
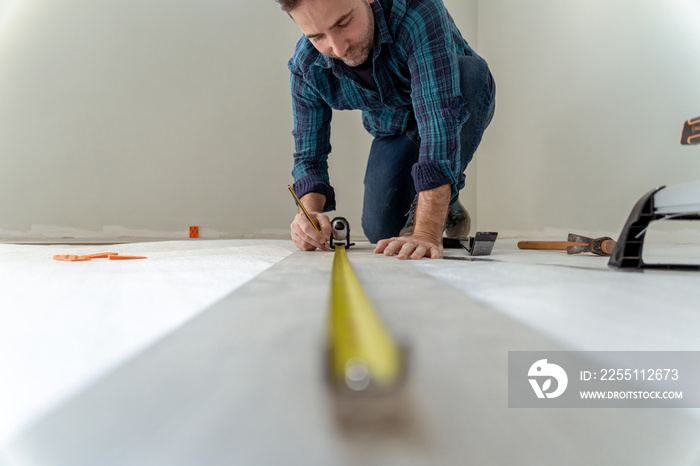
[458,55,495,109]
[361,219,382,244]
[361,212,401,243]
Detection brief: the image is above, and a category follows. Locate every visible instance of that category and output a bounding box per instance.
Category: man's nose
[328,34,349,58]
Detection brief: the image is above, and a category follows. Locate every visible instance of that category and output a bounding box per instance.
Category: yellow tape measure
[328,218,403,393]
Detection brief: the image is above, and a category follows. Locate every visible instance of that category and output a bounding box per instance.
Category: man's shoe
[399,195,418,236]
[444,199,471,239]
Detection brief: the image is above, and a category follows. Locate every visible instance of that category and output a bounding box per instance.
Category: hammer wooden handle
[517,241,587,251]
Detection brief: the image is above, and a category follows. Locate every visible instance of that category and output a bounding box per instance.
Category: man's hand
[290,192,332,251]
[374,184,451,260]
[291,211,332,251]
[374,232,443,259]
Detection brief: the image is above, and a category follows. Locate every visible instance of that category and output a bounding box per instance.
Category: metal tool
[518,234,616,256]
[443,232,499,256]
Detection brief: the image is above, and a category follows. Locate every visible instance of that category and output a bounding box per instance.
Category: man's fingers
[397,242,411,260]
[372,237,406,256]
[297,234,321,251]
[301,222,325,246]
[383,239,404,257]
[316,214,333,237]
[315,215,332,251]
[373,236,443,259]
[373,239,391,253]
[290,226,314,251]
[291,213,331,251]
[411,245,428,260]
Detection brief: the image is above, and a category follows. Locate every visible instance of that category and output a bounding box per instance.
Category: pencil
[287,184,327,246]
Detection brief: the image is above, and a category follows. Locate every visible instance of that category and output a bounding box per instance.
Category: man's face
[290,0,375,67]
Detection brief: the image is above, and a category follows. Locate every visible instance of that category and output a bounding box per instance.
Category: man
[280,0,495,259]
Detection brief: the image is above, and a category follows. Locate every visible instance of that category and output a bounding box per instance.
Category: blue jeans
[361,55,496,243]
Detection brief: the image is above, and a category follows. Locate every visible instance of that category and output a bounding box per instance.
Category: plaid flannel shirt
[288,0,477,211]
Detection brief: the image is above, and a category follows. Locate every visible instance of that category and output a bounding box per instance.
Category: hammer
[518,233,616,256]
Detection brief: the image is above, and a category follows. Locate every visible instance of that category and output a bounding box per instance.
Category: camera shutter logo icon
[528,359,568,399]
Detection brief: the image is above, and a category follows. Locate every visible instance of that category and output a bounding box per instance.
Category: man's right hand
[289,192,332,251]
[290,211,332,251]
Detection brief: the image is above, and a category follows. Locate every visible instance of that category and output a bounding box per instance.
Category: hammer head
[566,234,616,256]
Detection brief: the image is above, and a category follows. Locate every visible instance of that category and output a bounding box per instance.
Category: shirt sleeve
[403,2,468,202]
[289,64,336,212]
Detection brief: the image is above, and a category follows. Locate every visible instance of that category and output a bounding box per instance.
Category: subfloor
[1,238,700,465]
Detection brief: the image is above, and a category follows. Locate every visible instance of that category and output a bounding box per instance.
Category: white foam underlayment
[0,240,297,447]
[2,232,700,448]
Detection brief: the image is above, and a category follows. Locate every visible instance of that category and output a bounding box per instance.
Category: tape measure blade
[329,245,402,391]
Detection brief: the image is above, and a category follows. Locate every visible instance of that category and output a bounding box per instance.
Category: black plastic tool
[443,232,498,256]
[680,116,700,145]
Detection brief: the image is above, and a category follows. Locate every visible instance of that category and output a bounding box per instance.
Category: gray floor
[2,239,700,465]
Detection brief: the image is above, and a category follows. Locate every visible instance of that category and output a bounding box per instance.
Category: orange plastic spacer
[81,252,118,259]
[189,226,199,238]
[53,254,91,262]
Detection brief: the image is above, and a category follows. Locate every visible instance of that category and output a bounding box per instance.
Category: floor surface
[1,238,699,465]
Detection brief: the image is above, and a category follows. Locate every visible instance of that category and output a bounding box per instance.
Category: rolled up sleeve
[404,6,468,202]
[289,66,336,211]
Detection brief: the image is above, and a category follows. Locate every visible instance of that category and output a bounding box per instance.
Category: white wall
[0,0,478,241]
[4,0,700,242]
[0,0,301,239]
[476,0,700,236]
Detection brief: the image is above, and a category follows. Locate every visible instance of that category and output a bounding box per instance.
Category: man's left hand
[374,232,443,260]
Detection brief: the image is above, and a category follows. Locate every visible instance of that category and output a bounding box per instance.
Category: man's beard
[336,2,375,67]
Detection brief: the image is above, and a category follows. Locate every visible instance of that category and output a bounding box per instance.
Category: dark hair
[276,0,304,13]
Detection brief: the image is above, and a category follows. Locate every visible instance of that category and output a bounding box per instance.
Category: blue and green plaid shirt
[288,0,478,211]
